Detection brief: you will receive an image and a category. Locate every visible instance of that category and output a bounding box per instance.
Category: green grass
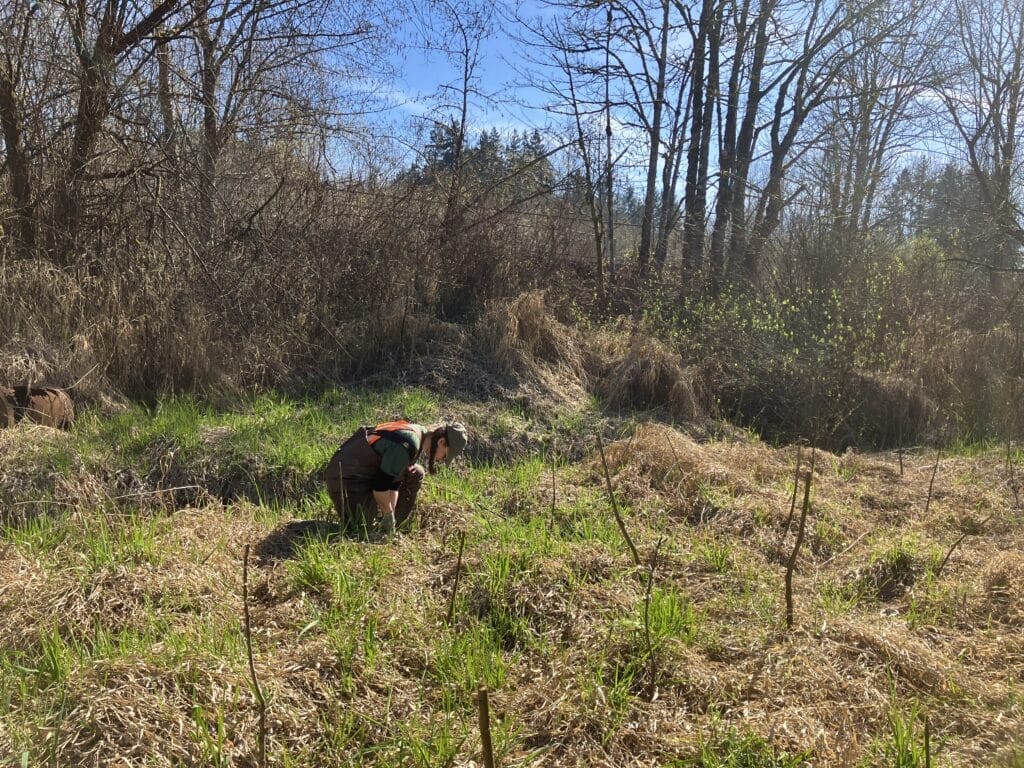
[424,457,547,510]
[576,650,642,746]
[816,578,862,617]
[63,388,449,509]
[80,511,164,572]
[643,584,703,650]
[676,723,813,766]
[694,533,732,573]
[428,624,511,712]
[192,703,231,767]
[860,699,937,768]
[2,391,1019,766]
[2,509,73,554]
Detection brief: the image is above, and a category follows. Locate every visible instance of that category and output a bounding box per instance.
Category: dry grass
[0,425,112,524]
[2,419,1023,766]
[475,291,585,381]
[586,331,709,424]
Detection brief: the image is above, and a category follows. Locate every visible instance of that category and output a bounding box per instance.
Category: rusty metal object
[0,386,75,429]
[0,387,14,428]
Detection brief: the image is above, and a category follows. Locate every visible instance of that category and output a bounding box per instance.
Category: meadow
[1,389,1022,766]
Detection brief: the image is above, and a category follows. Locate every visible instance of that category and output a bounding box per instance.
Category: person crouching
[325,420,467,537]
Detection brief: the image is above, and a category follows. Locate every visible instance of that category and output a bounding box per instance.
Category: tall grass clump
[586,331,708,423]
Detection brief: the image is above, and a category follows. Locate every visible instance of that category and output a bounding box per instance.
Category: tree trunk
[198,15,221,248]
[638,0,671,280]
[605,5,616,284]
[56,0,180,260]
[566,52,604,295]
[708,0,754,295]
[680,0,719,292]
[0,61,35,257]
[56,48,114,257]
[724,0,776,283]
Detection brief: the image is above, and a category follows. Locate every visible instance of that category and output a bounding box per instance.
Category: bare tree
[706,0,773,295]
[679,0,723,292]
[704,0,900,292]
[524,0,694,286]
[0,0,38,258]
[938,0,1024,274]
[55,0,182,255]
[512,8,609,293]
[777,0,935,288]
[181,0,378,248]
[565,46,608,295]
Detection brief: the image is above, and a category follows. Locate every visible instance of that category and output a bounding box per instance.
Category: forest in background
[2,0,1024,448]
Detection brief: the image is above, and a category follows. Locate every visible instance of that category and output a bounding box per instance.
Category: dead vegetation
[2,414,1022,766]
[586,331,710,424]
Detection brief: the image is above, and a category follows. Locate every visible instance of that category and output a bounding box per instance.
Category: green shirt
[371,423,424,480]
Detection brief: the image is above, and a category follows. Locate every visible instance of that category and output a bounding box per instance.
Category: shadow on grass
[254,518,344,562]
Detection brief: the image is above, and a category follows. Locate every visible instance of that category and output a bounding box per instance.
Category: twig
[924,446,942,516]
[1007,440,1020,510]
[897,412,905,477]
[67,362,101,391]
[643,537,664,701]
[445,530,467,626]
[934,512,995,577]
[596,433,641,567]
[814,530,870,571]
[475,686,496,768]
[924,713,931,768]
[109,484,203,500]
[242,544,267,768]
[783,444,803,530]
[549,443,556,532]
[785,452,816,629]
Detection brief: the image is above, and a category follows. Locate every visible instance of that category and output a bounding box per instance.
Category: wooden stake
[783,444,803,530]
[643,537,664,701]
[924,713,931,768]
[924,446,941,516]
[475,686,496,768]
[897,415,904,477]
[549,444,557,532]
[1007,440,1020,510]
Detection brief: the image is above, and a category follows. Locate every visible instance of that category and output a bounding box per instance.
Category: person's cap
[444,422,468,461]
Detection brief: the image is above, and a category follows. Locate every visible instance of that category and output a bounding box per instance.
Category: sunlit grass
[2,391,1018,766]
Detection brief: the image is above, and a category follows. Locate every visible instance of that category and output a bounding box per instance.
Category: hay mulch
[579,423,1024,764]
[0,425,112,524]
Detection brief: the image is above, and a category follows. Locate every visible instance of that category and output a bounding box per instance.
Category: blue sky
[384,2,553,139]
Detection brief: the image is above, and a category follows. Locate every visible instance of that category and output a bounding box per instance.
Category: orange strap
[366,420,414,446]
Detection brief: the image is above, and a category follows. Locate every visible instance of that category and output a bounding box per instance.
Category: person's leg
[344,484,375,537]
[325,453,374,532]
[324,450,348,526]
[395,464,425,528]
